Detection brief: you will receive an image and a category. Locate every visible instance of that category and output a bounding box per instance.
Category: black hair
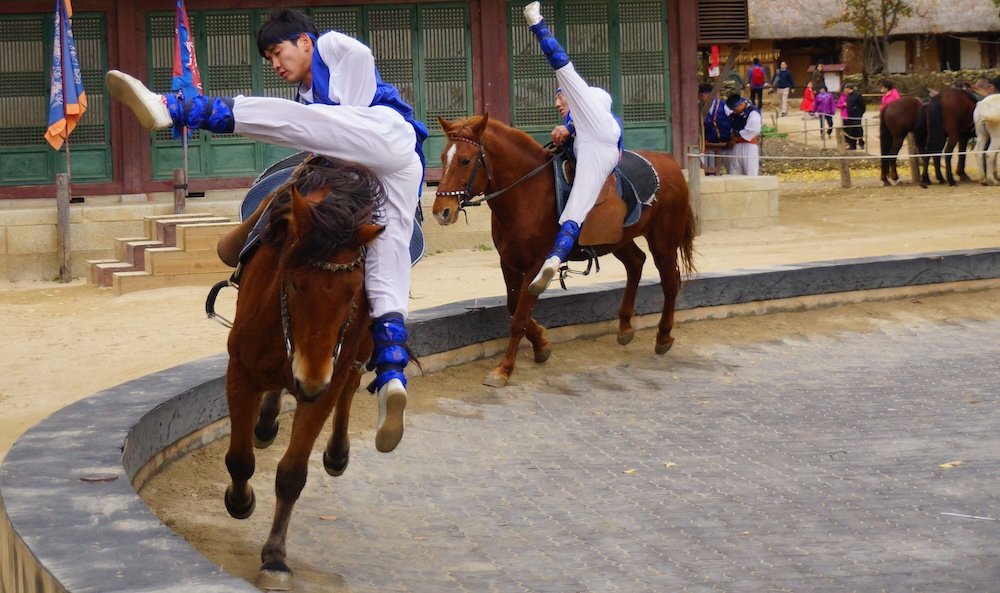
[698,83,713,94]
[725,93,742,109]
[257,9,319,57]
[882,80,895,90]
[752,57,760,65]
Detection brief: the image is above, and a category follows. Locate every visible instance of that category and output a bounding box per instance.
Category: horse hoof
[256,566,293,591]
[617,329,635,346]
[253,420,279,449]
[323,448,350,477]
[534,346,551,363]
[654,337,675,355]
[224,485,255,520]
[482,372,509,388]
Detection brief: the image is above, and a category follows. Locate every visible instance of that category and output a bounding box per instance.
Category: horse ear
[469,114,490,139]
[437,116,452,133]
[356,224,385,248]
[288,186,312,237]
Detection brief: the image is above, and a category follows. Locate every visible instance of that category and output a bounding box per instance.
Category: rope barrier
[700,148,998,162]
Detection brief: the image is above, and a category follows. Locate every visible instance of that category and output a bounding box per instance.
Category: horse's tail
[925,95,944,152]
[680,191,697,279]
[879,110,891,156]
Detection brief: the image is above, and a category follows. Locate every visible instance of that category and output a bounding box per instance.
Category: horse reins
[437,135,558,208]
[280,247,367,365]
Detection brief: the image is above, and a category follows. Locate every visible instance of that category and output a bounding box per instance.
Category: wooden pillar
[56,174,71,283]
[686,147,702,236]
[667,0,699,162]
[836,128,851,188]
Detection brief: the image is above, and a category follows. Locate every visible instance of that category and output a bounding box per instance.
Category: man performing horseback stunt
[105,8,426,453]
[523,1,623,296]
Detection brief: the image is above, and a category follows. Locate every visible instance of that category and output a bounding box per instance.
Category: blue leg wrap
[530,20,570,70]
[547,220,580,262]
[369,313,409,392]
[166,95,236,138]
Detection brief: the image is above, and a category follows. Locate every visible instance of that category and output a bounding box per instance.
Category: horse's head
[433,114,491,225]
[267,158,385,401]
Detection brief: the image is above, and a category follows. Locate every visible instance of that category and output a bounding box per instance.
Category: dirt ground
[0,168,998,460]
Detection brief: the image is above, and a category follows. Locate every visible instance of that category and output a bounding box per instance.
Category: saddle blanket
[553,149,660,227]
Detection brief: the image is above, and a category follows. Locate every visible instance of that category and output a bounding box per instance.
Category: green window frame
[0,12,111,187]
[507,0,671,151]
[147,4,472,180]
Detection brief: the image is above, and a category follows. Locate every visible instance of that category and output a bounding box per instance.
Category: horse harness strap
[439,135,557,208]
[280,247,367,364]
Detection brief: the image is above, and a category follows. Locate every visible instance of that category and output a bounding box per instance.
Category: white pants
[727,142,760,176]
[233,97,422,319]
[778,87,790,114]
[554,63,622,225]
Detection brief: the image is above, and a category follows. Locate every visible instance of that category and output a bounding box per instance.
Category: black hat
[725,93,743,109]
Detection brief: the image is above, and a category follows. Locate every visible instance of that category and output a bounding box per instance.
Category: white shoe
[375,378,406,453]
[528,255,560,296]
[105,70,172,130]
[523,1,543,26]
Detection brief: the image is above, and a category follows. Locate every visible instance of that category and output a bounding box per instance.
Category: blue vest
[564,112,624,155]
[301,34,429,172]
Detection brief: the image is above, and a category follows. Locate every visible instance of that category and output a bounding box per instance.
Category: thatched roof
[750,0,1000,39]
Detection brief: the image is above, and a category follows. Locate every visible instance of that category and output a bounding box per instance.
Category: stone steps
[87,213,239,295]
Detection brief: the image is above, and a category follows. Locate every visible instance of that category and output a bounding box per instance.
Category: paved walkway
[162,313,1000,593]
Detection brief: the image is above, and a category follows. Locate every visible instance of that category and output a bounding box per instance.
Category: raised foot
[654,336,675,355]
[104,70,172,130]
[523,1,543,26]
[253,420,279,449]
[482,371,509,388]
[323,447,350,477]
[375,379,406,453]
[617,328,635,346]
[528,256,560,296]
[256,565,293,591]
[224,484,255,519]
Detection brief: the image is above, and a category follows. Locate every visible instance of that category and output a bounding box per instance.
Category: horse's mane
[264,157,386,268]
[482,118,550,161]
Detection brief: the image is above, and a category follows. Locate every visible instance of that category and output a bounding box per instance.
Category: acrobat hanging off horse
[522,1,625,296]
[106,8,427,454]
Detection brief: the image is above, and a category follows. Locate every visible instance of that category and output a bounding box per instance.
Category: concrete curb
[2,248,999,593]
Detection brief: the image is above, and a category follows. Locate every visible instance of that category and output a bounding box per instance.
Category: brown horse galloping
[433,115,695,387]
[222,156,384,589]
[880,95,924,186]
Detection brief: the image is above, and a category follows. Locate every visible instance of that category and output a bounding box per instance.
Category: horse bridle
[437,135,557,208]
[280,247,367,366]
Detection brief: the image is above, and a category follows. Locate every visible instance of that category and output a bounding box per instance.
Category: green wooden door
[147,4,472,180]
[508,0,670,151]
[0,12,111,187]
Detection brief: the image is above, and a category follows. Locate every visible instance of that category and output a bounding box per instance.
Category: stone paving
[186,315,998,593]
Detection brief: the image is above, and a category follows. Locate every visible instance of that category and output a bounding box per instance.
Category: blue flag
[171,0,202,99]
[45,0,87,150]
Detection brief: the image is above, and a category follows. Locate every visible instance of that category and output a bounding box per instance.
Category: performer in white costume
[724,93,762,176]
[106,9,427,453]
[522,1,623,296]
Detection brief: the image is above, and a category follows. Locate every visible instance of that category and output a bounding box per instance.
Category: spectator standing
[800,81,816,118]
[700,83,732,175]
[726,93,761,176]
[813,85,836,137]
[811,62,826,92]
[880,80,901,111]
[771,61,794,116]
[842,82,866,150]
[746,58,770,108]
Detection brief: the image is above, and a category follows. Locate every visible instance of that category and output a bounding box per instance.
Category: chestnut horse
[433,115,695,387]
[222,156,385,589]
[879,95,924,186]
[919,88,977,187]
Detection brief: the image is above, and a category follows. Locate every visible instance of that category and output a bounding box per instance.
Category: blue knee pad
[547,220,580,262]
[369,313,409,391]
[530,20,570,70]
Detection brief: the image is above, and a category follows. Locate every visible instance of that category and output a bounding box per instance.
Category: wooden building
[0,0,703,199]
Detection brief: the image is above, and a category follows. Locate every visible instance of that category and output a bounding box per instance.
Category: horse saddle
[235,152,426,276]
[552,150,659,246]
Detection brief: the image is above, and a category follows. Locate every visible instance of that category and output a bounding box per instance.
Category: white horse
[973,94,1000,185]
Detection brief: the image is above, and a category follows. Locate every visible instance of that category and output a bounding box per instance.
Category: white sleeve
[740,110,762,141]
[316,32,377,107]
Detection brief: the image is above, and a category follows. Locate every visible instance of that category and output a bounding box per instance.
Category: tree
[828,0,913,81]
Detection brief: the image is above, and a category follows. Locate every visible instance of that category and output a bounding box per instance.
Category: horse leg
[945,138,958,186]
[257,391,339,590]
[323,364,363,476]
[919,157,930,188]
[645,231,682,355]
[611,241,646,345]
[889,138,905,184]
[253,389,283,449]
[933,155,946,185]
[223,370,259,520]
[501,261,550,364]
[957,137,971,182]
[484,278,542,387]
